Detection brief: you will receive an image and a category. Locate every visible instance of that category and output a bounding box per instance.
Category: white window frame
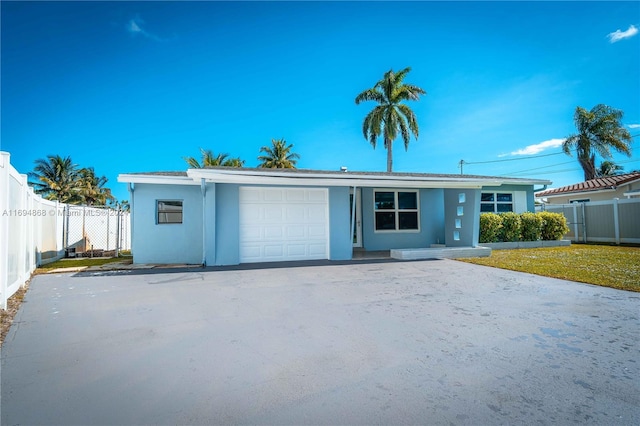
[157,200,183,224]
[480,192,514,213]
[373,189,420,233]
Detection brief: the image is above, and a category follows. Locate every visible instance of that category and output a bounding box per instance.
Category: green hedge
[539,212,570,240]
[479,213,502,243]
[479,212,569,242]
[499,212,522,242]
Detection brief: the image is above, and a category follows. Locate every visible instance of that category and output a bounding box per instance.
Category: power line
[462,151,565,166]
[460,133,640,174]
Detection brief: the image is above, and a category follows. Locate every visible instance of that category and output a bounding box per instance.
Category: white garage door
[239,187,330,263]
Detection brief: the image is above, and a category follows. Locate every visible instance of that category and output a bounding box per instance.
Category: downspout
[350,186,357,258]
[201,178,206,267]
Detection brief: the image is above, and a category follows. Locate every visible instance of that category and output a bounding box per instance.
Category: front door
[350,189,362,248]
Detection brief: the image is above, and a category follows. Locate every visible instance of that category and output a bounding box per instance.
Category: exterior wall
[204,183,216,266]
[444,189,480,247]
[328,186,353,261]
[360,188,445,251]
[214,183,240,265]
[480,185,535,212]
[132,183,203,264]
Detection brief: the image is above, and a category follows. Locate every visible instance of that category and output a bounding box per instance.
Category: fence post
[572,204,578,243]
[0,152,10,310]
[64,204,69,255]
[581,202,587,243]
[115,206,120,258]
[613,198,620,245]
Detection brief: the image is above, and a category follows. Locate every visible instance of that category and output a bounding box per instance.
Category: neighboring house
[117,168,550,265]
[536,172,640,204]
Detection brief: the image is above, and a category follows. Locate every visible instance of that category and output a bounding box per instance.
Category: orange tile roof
[536,172,640,197]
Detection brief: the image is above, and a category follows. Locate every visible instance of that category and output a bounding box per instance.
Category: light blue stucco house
[117,168,550,265]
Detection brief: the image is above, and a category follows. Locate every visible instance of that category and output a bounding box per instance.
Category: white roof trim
[187,168,548,188]
[117,174,200,186]
[118,169,549,188]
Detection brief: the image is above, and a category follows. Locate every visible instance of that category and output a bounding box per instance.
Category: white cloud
[510,138,565,156]
[126,16,162,41]
[607,25,638,43]
[628,124,640,129]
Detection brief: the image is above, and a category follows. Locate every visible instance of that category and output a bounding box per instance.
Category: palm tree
[184,148,244,168]
[562,104,632,181]
[596,161,624,177]
[29,155,81,203]
[258,139,300,168]
[355,67,426,172]
[77,167,114,205]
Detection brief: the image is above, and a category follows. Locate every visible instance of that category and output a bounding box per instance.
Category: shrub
[539,212,570,240]
[499,212,521,242]
[520,212,543,241]
[479,213,502,243]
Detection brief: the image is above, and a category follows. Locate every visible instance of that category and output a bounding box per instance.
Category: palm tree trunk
[579,155,597,181]
[386,137,393,172]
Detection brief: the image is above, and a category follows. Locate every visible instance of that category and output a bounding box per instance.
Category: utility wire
[459,133,640,173]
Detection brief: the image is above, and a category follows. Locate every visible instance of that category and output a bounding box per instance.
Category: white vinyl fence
[0,151,130,309]
[539,198,640,244]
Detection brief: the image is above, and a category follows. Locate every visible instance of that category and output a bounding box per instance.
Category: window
[374,190,419,231]
[157,200,183,224]
[570,199,590,203]
[481,193,513,213]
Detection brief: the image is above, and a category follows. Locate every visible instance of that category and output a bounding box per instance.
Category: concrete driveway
[2,259,639,425]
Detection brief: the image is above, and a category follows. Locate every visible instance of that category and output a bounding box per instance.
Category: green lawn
[459,244,640,292]
[36,257,130,272]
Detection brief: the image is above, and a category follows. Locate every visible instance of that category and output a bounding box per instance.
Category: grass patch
[459,244,640,292]
[35,257,128,273]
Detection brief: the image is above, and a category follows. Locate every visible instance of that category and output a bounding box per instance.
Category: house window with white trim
[157,200,183,224]
[481,193,513,213]
[374,190,419,231]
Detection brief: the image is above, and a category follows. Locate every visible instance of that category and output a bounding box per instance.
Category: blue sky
[2,1,639,203]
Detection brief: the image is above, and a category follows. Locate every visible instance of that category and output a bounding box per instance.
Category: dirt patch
[0,280,30,348]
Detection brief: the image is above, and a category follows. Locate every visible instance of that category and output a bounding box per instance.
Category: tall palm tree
[355,67,426,172]
[29,155,81,203]
[596,161,624,177]
[562,104,632,181]
[183,148,244,168]
[77,167,114,206]
[258,139,300,168]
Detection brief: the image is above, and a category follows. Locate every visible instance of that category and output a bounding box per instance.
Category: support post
[201,178,206,266]
[350,186,357,256]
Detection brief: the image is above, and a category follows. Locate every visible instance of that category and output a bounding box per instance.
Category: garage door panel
[264,189,284,202]
[286,189,306,202]
[287,244,307,256]
[240,226,262,241]
[240,245,262,261]
[240,188,262,202]
[286,226,305,238]
[308,190,327,202]
[308,208,327,222]
[308,225,327,238]
[308,243,327,256]
[264,226,283,239]
[264,206,283,221]
[264,245,284,257]
[239,187,329,263]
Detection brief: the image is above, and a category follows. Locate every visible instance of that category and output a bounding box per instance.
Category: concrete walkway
[2,259,639,425]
